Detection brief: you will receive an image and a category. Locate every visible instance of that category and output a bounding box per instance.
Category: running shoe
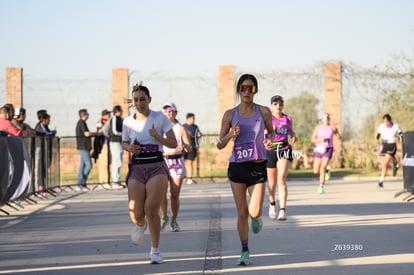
[277,209,287,221]
[131,223,147,245]
[150,252,164,264]
[237,250,250,266]
[392,165,399,177]
[325,166,331,181]
[112,183,124,189]
[318,186,325,194]
[171,220,180,232]
[102,183,111,190]
[250,216,263,234]
[161,216,169,231]
[268,204,277,220]
[186,178,197,184]
[378,181,384,188]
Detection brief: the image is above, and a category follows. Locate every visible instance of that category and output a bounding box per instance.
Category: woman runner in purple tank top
[217,74,274,266]
[311,113,341,194]
[265,95,297,221]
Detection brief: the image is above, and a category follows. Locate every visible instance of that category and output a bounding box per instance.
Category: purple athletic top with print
[268,113,292,150]
[229,104,267,163]
[317,124,334,148]
[272,114,291,141]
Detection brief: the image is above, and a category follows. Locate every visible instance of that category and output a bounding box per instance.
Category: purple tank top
[229,104,267,163]
[271,114,291,142]
[317,124,334,148]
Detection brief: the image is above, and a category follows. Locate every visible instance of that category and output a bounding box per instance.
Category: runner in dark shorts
[265,94,297,221]
[216,73,275,266]
[376,113,402,187]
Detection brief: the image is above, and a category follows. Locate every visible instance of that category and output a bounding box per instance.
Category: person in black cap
[266,95,297,221]
[13,107,37,137]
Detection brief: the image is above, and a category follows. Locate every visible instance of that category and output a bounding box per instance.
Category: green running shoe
[237,250,250,266]
[171,220,180,232]
[250,216,263,234]
[161,216,169,231]
[318,186,325,194]
[325,166,331,181]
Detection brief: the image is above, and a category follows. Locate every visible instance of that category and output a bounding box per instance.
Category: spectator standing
[183,113,202,184]
[75,109,99,191]
[103,105,125,189]
[13,108,37,137]
[0,105,23,136]
[92,109,111,188]
[34,111,57,194]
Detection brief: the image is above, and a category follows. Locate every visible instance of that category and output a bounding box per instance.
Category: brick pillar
[218,65,236,124]
[5,68,23,107]
[324,63,343,168]
[216,65,236,167]
[112,68,129,118]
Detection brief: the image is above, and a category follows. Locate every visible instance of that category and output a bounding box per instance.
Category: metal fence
[0,136,60,216]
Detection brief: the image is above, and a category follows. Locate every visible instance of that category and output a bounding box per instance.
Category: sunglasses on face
[239,84,257,94]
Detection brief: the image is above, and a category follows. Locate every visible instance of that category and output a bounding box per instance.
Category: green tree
[284,92,319,169]
[284,91,320,146]
[385,81,414,132]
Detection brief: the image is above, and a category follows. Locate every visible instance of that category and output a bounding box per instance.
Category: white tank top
[163,122,182,154]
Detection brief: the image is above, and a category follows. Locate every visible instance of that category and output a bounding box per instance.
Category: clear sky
[1,0,414,79]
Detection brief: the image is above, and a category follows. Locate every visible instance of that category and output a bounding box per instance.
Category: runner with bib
[217,73,274,266]
[376,113,402,187]
[266,95,297,221]
[122,83,177,264]
[311,113,341,194]
[160,102,192,232]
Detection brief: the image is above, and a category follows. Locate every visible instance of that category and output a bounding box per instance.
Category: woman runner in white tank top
[160,102,192,232]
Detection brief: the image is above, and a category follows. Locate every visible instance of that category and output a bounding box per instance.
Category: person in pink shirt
[266,95,297,221]
[0,105,23,137]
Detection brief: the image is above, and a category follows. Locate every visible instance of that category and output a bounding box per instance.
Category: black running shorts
[183,148,198,161]
[380,143,397,156]
[266,145,293,168]
[228,160,267,187]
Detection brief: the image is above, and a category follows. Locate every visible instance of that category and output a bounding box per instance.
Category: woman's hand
[149,124,158,139]
[231,121,240,139]
[263,139,273,150]
[130,143,141,154]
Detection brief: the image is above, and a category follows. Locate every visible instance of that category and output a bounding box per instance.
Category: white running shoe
[131,223,147,245]
[277,209,287,221]
[268,204,277,220]
[150,252,164,264]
